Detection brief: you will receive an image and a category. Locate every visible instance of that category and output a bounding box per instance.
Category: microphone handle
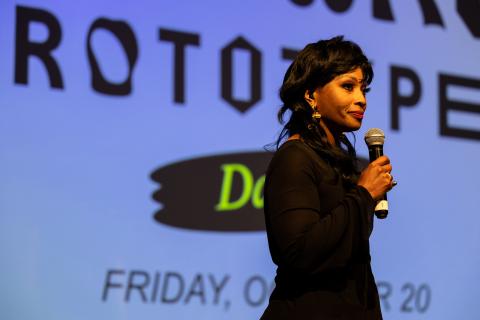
[368,145,388,219]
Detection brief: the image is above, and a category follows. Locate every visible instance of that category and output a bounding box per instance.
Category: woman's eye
[342,83,353,91]
[363,87,371,94]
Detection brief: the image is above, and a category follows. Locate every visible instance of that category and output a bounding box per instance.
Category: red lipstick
[349,112,364,119]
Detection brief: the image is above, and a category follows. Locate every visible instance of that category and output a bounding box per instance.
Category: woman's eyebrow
[338,75,363,82]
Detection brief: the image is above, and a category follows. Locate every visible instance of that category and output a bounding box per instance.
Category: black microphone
[364,128,388,219]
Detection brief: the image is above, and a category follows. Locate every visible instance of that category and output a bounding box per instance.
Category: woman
[261,36,393,319]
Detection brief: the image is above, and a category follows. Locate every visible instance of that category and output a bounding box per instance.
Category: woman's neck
[318,120,337,145]
[287,127,339,146]
[287,119,342,146]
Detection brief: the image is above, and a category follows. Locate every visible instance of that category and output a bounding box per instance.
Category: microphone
[364,128,388,219]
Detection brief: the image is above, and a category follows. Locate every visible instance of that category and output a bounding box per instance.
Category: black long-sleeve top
[261,140,382,320]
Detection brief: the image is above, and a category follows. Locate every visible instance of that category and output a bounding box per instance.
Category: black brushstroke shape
[151,151,370,232]
[151,151,272,232]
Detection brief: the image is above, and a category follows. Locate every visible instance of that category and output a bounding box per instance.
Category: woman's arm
[265,145,375,275]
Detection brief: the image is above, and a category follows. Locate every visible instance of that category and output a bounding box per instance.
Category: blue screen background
[1,1,480,319]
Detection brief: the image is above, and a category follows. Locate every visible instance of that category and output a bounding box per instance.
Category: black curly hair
[277,36,373,183]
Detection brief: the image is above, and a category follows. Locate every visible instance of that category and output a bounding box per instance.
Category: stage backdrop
[1,1,480,319]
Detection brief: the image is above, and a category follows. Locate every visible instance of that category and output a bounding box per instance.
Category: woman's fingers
[358,155,396,200]
[372,155,390,166]
[370,157,392,174]
[382,164,392,173]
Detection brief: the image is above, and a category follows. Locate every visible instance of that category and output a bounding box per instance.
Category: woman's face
[311,67,368,133]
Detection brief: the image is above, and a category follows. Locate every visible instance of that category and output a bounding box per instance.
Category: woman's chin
[343,121,362,132]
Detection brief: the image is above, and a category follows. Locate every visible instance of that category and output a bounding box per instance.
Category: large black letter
[374,0,444,26]
[290,0,314,6]
[457,0,480,38]
[221,37,262,113]
[373,0,395,21]
[159,29,200,104]
[439,74,480,140]
[281,48,299,61]
[417,0,444,26]
[324,0,353,13]
[391,66,422,130]
[87,18,138,96]
[15,5,63,88]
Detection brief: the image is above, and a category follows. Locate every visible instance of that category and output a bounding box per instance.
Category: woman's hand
[357,156,394,200]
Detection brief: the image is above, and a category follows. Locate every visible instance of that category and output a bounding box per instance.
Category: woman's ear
[304,90,316,108]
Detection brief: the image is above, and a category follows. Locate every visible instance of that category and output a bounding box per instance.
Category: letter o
[244,275,268,307]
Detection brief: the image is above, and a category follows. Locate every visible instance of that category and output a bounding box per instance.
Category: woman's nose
[355,89,366,108]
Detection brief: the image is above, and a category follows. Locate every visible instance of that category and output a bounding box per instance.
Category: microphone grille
[364,128,385,146]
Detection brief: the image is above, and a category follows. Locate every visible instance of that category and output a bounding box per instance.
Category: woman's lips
[349,112,364,119]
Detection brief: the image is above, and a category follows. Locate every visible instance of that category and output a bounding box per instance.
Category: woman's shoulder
[275,139,314,158]
[268,140,331,174]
